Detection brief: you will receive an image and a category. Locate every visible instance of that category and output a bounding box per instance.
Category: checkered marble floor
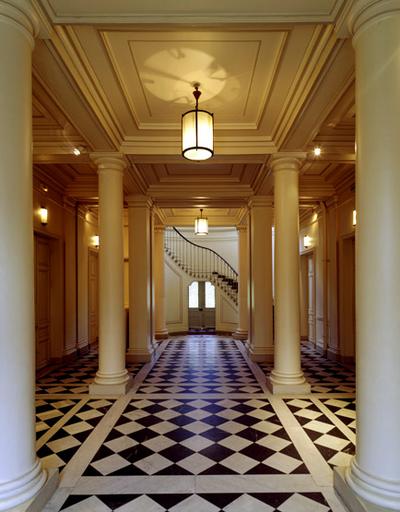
[36,351,142,394]
[260,343,355,393]
[39,336,353,512]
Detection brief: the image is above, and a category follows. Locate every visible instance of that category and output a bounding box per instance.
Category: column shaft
[334,3,400,510]
[154,226,168,340]
[268,155,309,394]
[127,196,153,362]
[248,198,273,362]
[89,155,131,395]
[233,224,248,340]
[0,2,47,508]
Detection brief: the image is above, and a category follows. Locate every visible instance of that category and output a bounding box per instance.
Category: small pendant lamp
[182,84,214,161]
[194,209,208,235]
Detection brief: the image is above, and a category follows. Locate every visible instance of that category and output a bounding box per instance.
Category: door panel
[88,250,99,346]
[307,254,316,344]
[188,281,215,331]
[35,236,51,369]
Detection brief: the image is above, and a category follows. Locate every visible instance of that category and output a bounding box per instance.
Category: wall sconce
[303,235,312,249]
[182,84,214,161]
[194,209,208,236]
[92,235,100,248]
[352,209,357,226]
[39,206,48,226]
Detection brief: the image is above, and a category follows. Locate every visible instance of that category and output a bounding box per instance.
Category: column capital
[348,0,400,39]
[90,152,127,173]
[0,0,40,46]
[270,152,307,173]
[248,195,273,209]
[126,194,153,209]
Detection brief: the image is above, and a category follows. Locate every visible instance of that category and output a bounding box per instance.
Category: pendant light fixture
[182,84,214,161]
[194,209,208,236]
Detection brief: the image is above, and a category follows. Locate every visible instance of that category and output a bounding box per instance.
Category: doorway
[300,252,316,344]
[339,236,356,362]
[34,235,52,369]
[88,249,99,347]
[188,281,216,333]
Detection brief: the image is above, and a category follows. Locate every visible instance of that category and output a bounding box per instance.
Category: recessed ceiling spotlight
[73,147,81,156]
[313,146,322,157]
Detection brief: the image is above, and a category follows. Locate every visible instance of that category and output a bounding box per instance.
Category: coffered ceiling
[32,0,355,225]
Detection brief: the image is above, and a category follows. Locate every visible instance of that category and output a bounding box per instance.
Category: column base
[126,348,152,363]
[248,346,274,363]
[0,460,49,512]
[154,329,169,340]
[334,467,395,512]
[89,373,133,395]
[232,329,248,340]
[334,464,400,512]
[8,468,59,512]
[267,372,311,394]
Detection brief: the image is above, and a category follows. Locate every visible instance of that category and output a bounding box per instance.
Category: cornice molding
[126,194,153,209]
[248,195,273,208]
[39,0,346,25]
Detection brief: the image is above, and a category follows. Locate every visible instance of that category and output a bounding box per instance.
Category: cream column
[233,223,248,340]
[334,3,400,511]
[0,2,47,509]
[89,154,131,395]
[127,196,154,362]
[154,225,169,340]
[268,154,310,394]
[248,197,273,362]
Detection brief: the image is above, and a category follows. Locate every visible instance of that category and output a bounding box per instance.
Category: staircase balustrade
[164,227,238,305]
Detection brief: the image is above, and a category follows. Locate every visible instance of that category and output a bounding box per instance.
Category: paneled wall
[33,174,99,365]
[299,192,356,362]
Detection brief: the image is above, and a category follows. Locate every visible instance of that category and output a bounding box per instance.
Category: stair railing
[164,227,238,303]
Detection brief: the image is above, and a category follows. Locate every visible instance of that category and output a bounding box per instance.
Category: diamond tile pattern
[37,335,352,512]
[83,398,308,476]
[60,492,333,511]
[36,350,142,394]
[35,399,79,439]
[285,399,355,467]
[139,338,262,394]
[320,398,357,433]
[37,399,114,470]
[260,343,355,394]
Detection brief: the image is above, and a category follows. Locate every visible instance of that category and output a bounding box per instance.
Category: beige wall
[33,174,99,363]
[299,193,356,361]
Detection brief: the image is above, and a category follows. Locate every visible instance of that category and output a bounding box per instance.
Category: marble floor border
[268,396,333,487]
[36,399,88,449]
[312,398,356,445]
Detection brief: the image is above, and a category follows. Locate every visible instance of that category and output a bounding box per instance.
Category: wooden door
[88,249,99,346]
[307,254,316,344]
[35,235,51,369]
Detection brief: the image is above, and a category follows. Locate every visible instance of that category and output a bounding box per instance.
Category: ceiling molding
[39,0,346,25]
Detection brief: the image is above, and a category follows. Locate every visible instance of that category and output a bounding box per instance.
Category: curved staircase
[164,227,238,305]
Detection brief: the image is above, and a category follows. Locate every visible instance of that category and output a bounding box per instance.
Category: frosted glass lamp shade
[194,216,208,235]
[182,109,214,161]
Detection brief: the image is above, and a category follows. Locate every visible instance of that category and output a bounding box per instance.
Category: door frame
[34,231,64,367]
[187,279,216,332]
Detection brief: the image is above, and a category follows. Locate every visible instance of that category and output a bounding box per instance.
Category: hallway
[38,336,354,511]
